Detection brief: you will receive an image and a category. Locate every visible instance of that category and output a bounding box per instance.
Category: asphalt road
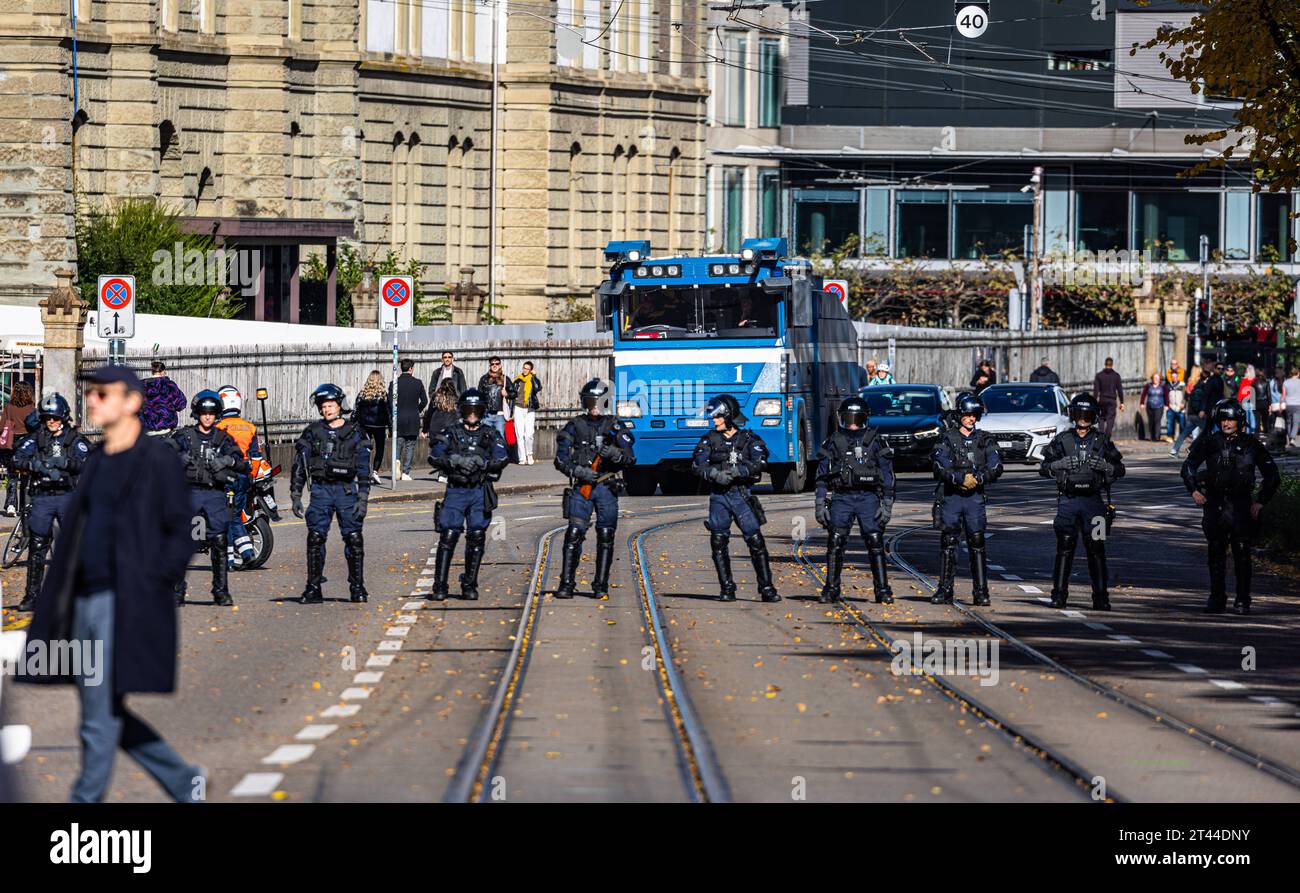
[2,449,1298,803]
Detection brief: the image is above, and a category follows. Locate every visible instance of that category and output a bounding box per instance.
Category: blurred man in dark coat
[17,366,203,803]
[390,358,427,480]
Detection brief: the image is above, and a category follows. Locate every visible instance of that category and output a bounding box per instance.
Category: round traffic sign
[955,5,988,39]
[823,282,846,301]
[382,278,411,307]
[101,277,133,310]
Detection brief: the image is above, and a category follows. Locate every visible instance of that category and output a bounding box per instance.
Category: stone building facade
[1,1,710,323]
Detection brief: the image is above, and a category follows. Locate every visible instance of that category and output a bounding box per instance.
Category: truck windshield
[619,285,778,339]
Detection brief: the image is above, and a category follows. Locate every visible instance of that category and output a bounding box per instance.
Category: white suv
[975,383,1072,464]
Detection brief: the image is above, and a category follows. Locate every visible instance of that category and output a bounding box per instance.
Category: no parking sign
[97,275,136,338]
[823,279,848,310]
[378,275,414,332]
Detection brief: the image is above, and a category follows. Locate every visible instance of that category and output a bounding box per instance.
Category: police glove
[876,497,894,526]
[1086,454,1108,472]
[291,492,305,519]
[814,496,830,528]
[353,490,369,522]
[572,465,600,483]
[449,454,476,473]
[961,473,979,491]
[1048,456,1074,473]
[598,442,623,461]
[46,455,68,470]
[711,467,736,487]
[27,458,46,476]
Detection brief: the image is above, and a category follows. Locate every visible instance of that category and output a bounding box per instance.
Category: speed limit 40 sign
[955,2,989,39]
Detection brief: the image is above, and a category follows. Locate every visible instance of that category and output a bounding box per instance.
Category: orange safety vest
[216,416,259,459]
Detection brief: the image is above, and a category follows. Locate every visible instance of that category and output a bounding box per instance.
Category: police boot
[932,530,958,605]
[710,532,736,601]
[300,531,327,604]
[591,527,616,599]
[1049,533,1074,608]
[1231,540,1251,615]
[1083,538,1111,611]
[208,534,233,606]
[555,524,585,599]
[1204,538,1228,613]
[430,529,459,601]
[968,532,991,607]
[820,531,847,603]
[460,529,486,600]
[18,535,51,612]
[745,532,781,603]
[344,531,368,603]
[865,532,893,605]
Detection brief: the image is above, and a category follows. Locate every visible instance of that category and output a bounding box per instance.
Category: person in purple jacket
[141,360,187,435]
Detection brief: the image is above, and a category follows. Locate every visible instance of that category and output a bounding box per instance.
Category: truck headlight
[753,398,782,416]
[914,426,941,439]
[616,401,641,418]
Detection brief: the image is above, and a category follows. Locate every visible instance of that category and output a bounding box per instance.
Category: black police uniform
[692,423,779,602]
[815,424,896,603]
[170,423,247,605]
[1180,428,1280,613]
[1039,428,1125,609]
[554,412,635,599]
[14,422,90,611]
[428,417,509,600]
[291,413,372,603]
[931,425,1003,605]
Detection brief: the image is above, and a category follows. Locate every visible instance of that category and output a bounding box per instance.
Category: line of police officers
[9,378,1279,617]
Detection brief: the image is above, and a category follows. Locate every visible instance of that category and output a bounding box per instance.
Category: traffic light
[1196,296,1211,341]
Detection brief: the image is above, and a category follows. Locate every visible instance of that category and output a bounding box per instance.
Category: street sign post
[378,276,415,488]
[97,275,136,365]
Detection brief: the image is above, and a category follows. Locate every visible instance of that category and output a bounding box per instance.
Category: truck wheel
[623,467,657,496]
[771,417,811,493]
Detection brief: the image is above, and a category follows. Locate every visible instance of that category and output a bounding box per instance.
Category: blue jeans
[1165,410,1185,439]
[397,436,418,475]
[484,414,506,438]
[1243,406,1257,434]
[71,590,199,803]
[1172,414,1202,454]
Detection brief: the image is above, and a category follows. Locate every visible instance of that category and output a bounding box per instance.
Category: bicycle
[1,482,28,569]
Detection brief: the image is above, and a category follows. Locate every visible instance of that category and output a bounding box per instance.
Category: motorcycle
[229,459,282,571]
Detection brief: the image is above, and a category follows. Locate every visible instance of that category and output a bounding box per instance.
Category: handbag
[1275,415,1286,431]
[0,414,11,450]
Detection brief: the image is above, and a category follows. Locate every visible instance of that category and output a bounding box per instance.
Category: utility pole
[487,0,499,324]
[1197,233,1208,364]
[1030,166,1043,332]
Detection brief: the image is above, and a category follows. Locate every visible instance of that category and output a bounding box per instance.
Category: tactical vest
[444,423,498,486]
[1207,434,1257,493]
[216,416,258,458]
[568,415,618,469]
[180,426,234,489]
[1057,431,1108,494]
[32,426,81,491]
[704,428,760,483]
[306,419,360,483]
[943,429,990,472]
[830,430,882,491]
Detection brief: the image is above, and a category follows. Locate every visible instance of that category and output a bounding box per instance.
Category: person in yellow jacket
[217,385,264,563]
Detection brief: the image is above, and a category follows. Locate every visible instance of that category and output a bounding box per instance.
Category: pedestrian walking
[1268,368,1286,446]
[1284,367,1300,449]
[871,363,896,386]
[1164,359,1185,387]
[511,361,542,465]
[423,377,460,439]
[970,358,997,393]
[1028,357,1059,384]
[1172,366,1204,457]
[1092,357,1125,438]
[477,356,516,439]
[390,358,427,481]
[141,359,187,436]
[1165,374,1186,443]
[1237,365,1258,434]
[17,365,204,803]
[428,350,467,399]
[1,382,34,515]
[355,370,391,484]
[1138,373,1168,441]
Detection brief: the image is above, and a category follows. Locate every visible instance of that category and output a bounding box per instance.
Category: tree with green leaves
[303,244,451,326]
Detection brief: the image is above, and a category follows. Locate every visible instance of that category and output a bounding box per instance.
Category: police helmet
[1068,392,1100,425]
[311,383,346,412]
[579,378,611,414]
[23,409,40,433]
[217,384,243,418]
[37,392,71,422]
[1213,398,1245,425]
[838,396,870,429]
[702,394,743,425]
[457,388,487,422]
[954,391,984,421]
[191,390,224,420]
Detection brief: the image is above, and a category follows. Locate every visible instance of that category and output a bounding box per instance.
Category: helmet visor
[838,407,869,428]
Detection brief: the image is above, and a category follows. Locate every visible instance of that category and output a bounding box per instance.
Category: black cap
[81,365,145,395]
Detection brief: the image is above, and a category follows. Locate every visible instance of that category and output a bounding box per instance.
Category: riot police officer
[691,395,780,603]
[13,393,89,612]
[1040,393,1125,610]
[216,384,263,565]
[1181,398,1279,614]
[290,384,372,604]
[931,392,1003,606]
[170,390,249,606]
[427,389,509,601]
[553,379,635,600]
[815,396,895,604]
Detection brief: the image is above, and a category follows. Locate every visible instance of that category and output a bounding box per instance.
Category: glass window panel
[1043,170,1069,256]
[1257,192,1293,262]
[1075,191,1129,253]
[759,170,780,238]
[1224,191,1250,260]
[864,188,889,255]
[723,167,744,253]
[953,193,1032,259]
[794,189,858,255]
[1135,191,1218,261]
[723,35,747,126]
[896,190,949,259]
[759,39,782,127]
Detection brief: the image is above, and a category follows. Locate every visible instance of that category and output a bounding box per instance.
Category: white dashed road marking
[263,744,316,765]
[1173,663,1208,675]
[1142,649,1173,659]
[1210,679,1246,690]
[320,704,362,718]
[295,724,339,741]
[1018,585,1043,593]
[230,773,283,797]
[1107,634,1140,643]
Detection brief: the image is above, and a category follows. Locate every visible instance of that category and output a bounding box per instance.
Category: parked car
[975,382,1072,463]
[859,384,952,470]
